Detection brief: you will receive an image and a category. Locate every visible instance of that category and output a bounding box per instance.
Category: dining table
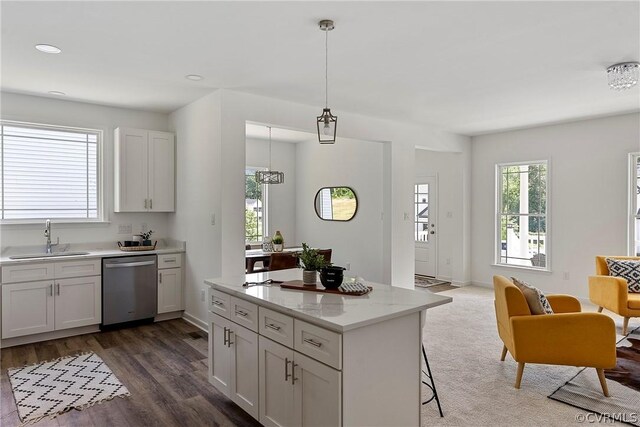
[245,246,303,273]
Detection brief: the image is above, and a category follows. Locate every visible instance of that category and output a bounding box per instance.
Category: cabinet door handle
[56,283,60,296]
[164,258,176,263]
[303,338,322,348]
[49,284,53,296]
[265,323,281,331]
[159,273,162,283]
[227,330,234,347]
[285,357,291,382]
[291,362,299,385]
[144,199,148,209]
[223,327,228,346]
[213,300,224,307]
[150,199,153,209]
[235,309,248,317]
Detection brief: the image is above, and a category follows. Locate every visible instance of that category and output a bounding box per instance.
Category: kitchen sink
[9,251,90,260]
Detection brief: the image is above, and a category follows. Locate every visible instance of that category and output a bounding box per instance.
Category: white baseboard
[471,281,493,289]
[182,312,208,332]
[1,325,99,349]
[452,280,471,287]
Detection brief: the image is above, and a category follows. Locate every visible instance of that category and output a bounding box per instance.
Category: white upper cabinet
[114,127,175,212]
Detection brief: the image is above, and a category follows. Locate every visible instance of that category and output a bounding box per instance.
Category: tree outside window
[497,162,548,269]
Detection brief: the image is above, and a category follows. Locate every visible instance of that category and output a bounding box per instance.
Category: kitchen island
[205,269,452,427]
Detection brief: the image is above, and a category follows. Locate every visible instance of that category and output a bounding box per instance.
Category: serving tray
[117,241,157,251]
[279,280,372,296]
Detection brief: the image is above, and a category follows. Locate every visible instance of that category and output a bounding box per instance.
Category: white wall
[168,91,222,328]
[246,137,297,245]
[415,149,469,285]
[471,113,640,298]
[218,89,470,290]
[295,137,385,282]
[0,92,171,249]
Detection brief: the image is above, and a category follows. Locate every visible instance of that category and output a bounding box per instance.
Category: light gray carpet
[421,286,628,426]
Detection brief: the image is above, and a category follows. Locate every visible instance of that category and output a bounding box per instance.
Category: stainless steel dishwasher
[102,255,157,327]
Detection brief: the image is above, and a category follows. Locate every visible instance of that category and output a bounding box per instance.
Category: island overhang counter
[204,269,452,427]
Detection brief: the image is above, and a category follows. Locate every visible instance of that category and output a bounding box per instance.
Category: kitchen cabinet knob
[265,323,281,331]
[303,338,322,348]
[285,357,291,381]
[235,310,248,317]
[291,362,299,385]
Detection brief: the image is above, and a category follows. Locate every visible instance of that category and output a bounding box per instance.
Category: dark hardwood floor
[0,320,261,427]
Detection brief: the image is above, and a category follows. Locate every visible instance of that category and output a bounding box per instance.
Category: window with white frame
[630,153,640,256]
[0,122,102,221]
[245,167,267,243]
[496,161,548,269]
[414,183,430,242]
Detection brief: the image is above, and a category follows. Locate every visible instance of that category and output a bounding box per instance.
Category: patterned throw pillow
[605,258,640,293]
[511,277,554,315]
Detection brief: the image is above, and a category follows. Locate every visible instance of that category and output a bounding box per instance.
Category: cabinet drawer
[2,263,54,284]
[209,289,231,319]
[294,319,342,369]
[230,296,258,332]
[258,307,294,348]
[54,259,101,279]
[158,253,182,269]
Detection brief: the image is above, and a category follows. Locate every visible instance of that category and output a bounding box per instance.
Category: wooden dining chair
[268,252,298,271]
[317,249,332,264]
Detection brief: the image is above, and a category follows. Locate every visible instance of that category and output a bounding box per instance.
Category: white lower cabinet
[209,313,259,419]
[54,276,101,331]
[259,336,341,427]
[1,280,55,338]
[157,268,183,314]
[2,276,101,339]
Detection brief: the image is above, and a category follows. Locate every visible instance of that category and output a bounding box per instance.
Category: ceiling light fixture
[48,91,66,96]
[35,44,61,54]
[255,126,285,185]
[607,62,639,90]
[185,74,203,81]
[316,19,337,144]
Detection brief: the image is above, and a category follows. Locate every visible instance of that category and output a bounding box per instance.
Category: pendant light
[255,126,285,184]
[317,19,337,144]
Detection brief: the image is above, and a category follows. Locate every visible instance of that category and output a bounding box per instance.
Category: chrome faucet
[44,219,59,254]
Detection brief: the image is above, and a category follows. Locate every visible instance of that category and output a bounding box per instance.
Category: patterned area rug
[415,275,451,288]
[549,327,640,426]
[7,352,130,424]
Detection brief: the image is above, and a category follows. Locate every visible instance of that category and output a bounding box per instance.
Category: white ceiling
[1,1,639,136]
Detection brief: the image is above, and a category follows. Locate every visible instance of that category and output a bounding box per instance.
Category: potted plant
[140,230,153,246]
[297,243,330,285]
[272,231,284,252]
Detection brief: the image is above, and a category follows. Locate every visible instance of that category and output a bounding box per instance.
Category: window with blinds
[0,122,101,221]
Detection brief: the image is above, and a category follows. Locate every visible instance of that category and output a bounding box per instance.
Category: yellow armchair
[494,275,616,396]
[589,256,640,335]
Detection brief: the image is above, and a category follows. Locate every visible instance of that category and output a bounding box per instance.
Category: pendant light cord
[325,27,328,109]
[268,126,272,171]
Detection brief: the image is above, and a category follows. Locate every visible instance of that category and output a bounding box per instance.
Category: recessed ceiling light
[185,74,203,81]
[48,91,66,96]
[35,44,62,54]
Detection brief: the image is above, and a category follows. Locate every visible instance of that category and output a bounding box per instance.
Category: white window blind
[0,122,100,221]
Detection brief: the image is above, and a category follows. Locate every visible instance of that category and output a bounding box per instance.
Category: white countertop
[205,269,452,332]
[0,239,185,266]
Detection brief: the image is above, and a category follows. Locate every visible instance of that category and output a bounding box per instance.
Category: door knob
[430,231,436,235]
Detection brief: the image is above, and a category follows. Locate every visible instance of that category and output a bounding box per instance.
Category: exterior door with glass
[415,178,437,277]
